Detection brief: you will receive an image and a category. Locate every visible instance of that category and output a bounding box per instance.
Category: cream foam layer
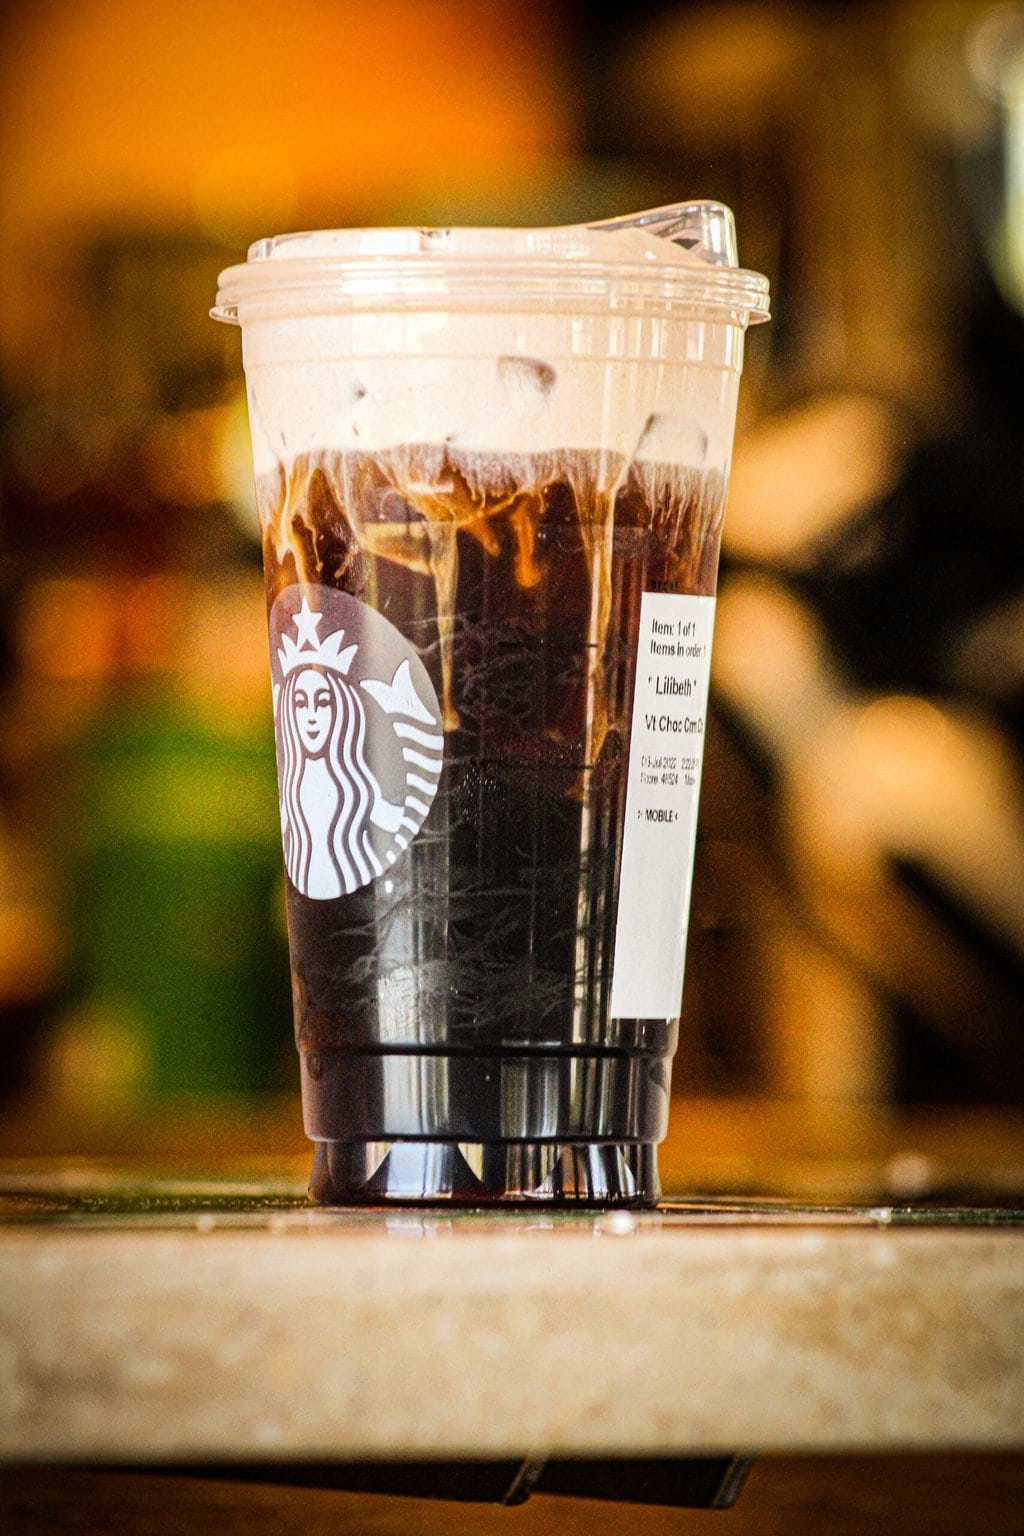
[241,309,744,483]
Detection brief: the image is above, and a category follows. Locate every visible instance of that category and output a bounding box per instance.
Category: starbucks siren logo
[270,586,444,899]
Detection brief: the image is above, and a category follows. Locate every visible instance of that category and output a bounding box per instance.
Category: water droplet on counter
[598,1210,637,1237]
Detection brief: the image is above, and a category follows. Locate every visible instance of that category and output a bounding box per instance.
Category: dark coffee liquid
[258,444,724,1167]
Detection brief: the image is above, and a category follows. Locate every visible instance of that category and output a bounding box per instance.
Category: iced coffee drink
[214,209,769,1203]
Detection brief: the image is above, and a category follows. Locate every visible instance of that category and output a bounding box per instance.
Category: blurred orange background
[1,0,1023,1201]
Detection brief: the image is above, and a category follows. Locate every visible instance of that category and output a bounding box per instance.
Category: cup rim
[212,214,771,329]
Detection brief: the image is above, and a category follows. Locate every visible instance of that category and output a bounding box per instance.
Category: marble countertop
[1,1169,1022,1463]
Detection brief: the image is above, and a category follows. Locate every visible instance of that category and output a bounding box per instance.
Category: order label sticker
[610,592,716,1019]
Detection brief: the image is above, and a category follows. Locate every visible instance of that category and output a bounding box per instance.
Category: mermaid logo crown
[277,595,357,677]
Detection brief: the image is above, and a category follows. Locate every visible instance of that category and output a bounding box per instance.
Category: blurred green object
[72,684,293,1099]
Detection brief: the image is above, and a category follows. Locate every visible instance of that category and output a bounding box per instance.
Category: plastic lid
[212,201,770,327]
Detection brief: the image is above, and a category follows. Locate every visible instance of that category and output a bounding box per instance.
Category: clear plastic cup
[213,204,769,1205]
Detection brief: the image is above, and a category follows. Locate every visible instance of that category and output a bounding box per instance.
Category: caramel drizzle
[261,449,715,764]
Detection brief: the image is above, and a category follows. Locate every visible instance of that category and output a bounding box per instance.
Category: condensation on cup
[212,205,770,1205]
